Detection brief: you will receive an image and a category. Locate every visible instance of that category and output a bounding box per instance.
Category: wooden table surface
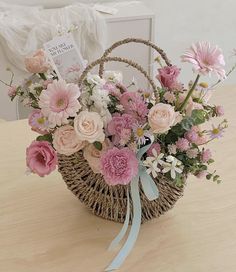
[0,86,236,272]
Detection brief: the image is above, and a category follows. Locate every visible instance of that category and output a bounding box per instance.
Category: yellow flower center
[199,82,209,88]
[136,128,144,137]
[56,98,65,107]
[37,117,45,125]
[212,128,220,135]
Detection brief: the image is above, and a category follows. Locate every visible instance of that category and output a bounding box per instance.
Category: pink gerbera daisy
[181,41,226,79]
[39,80,81,127]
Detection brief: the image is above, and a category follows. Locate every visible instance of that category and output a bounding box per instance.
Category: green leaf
[191,109,206,125]
[93,141,102,151]
[36,134,53,143]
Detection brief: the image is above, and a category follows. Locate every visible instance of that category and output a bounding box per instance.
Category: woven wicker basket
[58,38,185,224]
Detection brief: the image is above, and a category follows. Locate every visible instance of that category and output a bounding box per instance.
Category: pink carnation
[156,65,181,89]
[26,140,57,177]
[120,91,148,123]
[101,147,138,185]
[176,138,190,151]
[181,41,226,79]
[107,113,135,145]
[201,149,212,163]
[147,143,161,157]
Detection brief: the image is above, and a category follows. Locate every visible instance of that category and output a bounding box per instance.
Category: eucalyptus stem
[178,74,200,111]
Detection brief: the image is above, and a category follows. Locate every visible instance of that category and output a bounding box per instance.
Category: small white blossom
[168,144,177,155]
[143,152,164,178]
[143,158,161,178]
[104,70,123,84]
[162,155,183,179]
[86,73,105,86]
[90,88,110,109]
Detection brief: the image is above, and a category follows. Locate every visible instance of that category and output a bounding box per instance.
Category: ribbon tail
[140,169,159,201]
[108,188,130,250]
[105,176,141,271]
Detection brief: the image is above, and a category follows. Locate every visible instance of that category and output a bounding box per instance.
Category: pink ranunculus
[83,139,112,173]
[185,129,198,143]
[156,65,181,89]
[53,125,85,156]
[26,141,57,177]
[107,113,135,144]
[181,41,226,79]
[101,147,138,185]
[25,49,50,74]
[147,143,161,157]
[191,126,208,145]
[28,109,49,135]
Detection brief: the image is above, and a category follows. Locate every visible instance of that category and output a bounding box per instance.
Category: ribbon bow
[105,141,159,271]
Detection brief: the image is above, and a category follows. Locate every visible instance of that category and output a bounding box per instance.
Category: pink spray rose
[156,65,181,89]
[83,139,112,173]
[107,113,135,144]
[53,125,85,156]
[25,49,50,74]
[101,147,138,185]
[26,141,57,177]
[196,170,207,179]
[215,105,224,117]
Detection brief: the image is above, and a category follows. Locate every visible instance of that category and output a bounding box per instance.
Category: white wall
[144,0,236,85]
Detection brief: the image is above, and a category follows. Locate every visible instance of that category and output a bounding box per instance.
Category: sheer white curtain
[0,1,107,71]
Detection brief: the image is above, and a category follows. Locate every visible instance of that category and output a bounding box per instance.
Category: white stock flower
[104,70,123,84]
[86,73,106,86]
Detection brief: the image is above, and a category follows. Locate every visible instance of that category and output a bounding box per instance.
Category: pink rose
[83,139,112,173]
[148,103,179,134]
[25,49,50,73]
[156,65,181,89]
[101,147,138,185]
[53,125,85,156]
[107,113,135,144]
[26,141,57,177]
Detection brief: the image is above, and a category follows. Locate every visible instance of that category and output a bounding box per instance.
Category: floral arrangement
[4,42,234,186]
[3,40,236,271]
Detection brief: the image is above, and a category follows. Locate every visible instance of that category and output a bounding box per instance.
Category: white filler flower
[143,152,164,178]
[162,155,183,179]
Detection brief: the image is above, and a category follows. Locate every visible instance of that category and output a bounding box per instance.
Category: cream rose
[53,125,85,156]
[74,111,105,143]
[148,103,178,134]
[83,139,112,173]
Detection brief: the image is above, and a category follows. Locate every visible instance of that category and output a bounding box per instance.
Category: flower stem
[38,73,47,80]
[178,74,200,111]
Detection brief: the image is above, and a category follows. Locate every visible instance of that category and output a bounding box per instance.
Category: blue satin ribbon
[105,142,159,271]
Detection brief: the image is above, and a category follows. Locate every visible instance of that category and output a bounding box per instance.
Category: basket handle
[78,56,160,101]
[98,38,172,77]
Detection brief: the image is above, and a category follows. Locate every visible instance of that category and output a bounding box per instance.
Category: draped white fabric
[0,2,107,71]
